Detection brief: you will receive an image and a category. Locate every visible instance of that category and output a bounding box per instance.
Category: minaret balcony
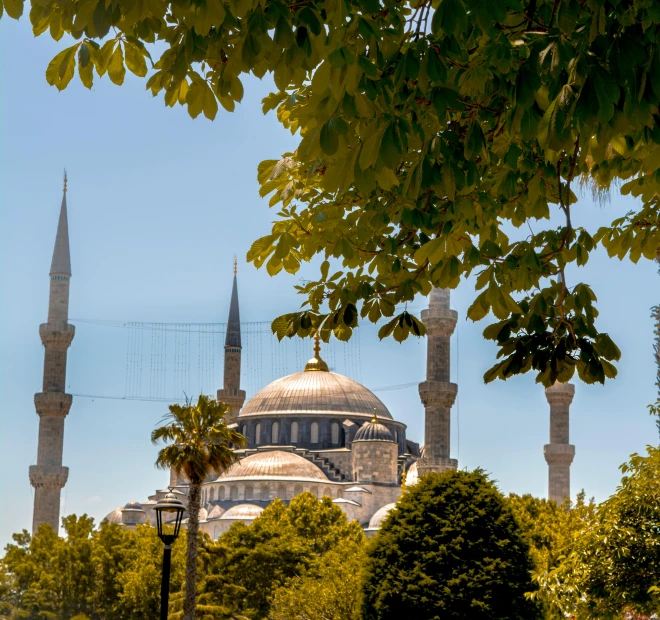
[39,323,75,349]
[545,382,575,406]
[29,465,69,489]
[418,381,458,408]
[34,392,72,418]
[543,443,575,466]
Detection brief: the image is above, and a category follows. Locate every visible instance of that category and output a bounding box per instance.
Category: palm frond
[152,395,246,483]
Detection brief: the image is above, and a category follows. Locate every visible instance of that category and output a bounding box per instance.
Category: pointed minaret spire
[30,175,76,534]
[50,171,71,278]
[217,259,245,420]
[418,288,458,475]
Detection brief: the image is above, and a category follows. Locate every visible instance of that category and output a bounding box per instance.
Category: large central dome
[240,371,392,419]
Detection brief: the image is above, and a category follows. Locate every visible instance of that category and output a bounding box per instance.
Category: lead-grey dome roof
[354,419,394,442]
[240,371,392,419]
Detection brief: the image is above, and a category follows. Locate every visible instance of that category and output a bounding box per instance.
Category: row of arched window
[242,421,341,446]
[202,484,339,504]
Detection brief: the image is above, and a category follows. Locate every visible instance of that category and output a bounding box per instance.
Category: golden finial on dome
[304,330,329,372]
[371,408,379,424]
[63,169,68,194]
[233,255,237,276]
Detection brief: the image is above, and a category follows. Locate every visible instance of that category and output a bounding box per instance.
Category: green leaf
[320,121,339,155]
[124,42,148,77]
[464,121,484,161]
[108,44,126,85]
[186,81,205,119]
[203,83,218,120]
[441,164,456,200]
[374,167,399,191]
[78,46,94,89]
[359,126,385,170]
[4,0,23,19]
[358,55,378,79]
[46,44,79,91]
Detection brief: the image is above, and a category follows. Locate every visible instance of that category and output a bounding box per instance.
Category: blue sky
[1,16,658,547]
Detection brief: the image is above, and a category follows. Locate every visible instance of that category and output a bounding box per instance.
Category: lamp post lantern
[154,490,186,620]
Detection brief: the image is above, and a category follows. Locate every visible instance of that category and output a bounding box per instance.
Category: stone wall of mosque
[352,440,399,485]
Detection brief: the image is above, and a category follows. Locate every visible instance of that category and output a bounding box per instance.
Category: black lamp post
[154,490,186,620]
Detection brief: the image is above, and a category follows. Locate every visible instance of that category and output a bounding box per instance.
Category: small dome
[217,450,328,482]
[122,501,145,512]
[404,461,419,487]
[354,416,393,442]
[220,504,264,520]
[103,507,123,524]
[207,505,225,520]
[367,503,397,530]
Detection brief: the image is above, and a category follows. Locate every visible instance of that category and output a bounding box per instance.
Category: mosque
[29,181,578,539]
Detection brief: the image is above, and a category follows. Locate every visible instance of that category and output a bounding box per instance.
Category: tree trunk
[182,481,201,620]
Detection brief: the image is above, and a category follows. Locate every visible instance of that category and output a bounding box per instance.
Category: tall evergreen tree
[362,470,542,620]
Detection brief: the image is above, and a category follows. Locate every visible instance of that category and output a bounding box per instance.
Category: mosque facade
[32,181,580,538]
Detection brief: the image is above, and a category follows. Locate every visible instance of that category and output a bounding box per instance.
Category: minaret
[217,258,245,420]
[418,288,458,474]
[29,173,75,534]
[544,382,575,503]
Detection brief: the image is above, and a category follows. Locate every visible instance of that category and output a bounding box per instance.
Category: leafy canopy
[197,492,365,619]
[4,0,660,385]
[0,517,188,620]
[362,470,542,619]
[506,492,597,619]
[533,446,660,619]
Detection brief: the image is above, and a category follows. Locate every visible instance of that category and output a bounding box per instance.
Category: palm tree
[152,394,246,620]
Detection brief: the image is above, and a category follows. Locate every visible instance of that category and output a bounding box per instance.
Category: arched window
[294,484,303,496]
[271,422,279,444]
[241,425,246,437]
[277,486,286,500]
[245,486,253,501]
[210,487,215,502]
[291,421,299,443]
[310,486,318,497]
[311,422,319,444]
[394,429,398,443]
[218,487,225,501]
[255,423,261,445]
[230,486,238,500]
[261,486,270,501]
[331,422,339,445]
[323,487,332,498]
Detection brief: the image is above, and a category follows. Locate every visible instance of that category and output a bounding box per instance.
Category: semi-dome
[240,372,392,419]
[207,505,225,520]
[216,450,328,482]
[367,503,397,530]
[103,507,123,524]
[354,416,394,442]
[220,504,264,520]
[404,461,419,486]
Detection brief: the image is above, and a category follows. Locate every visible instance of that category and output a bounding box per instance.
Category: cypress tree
[362,470,542,620]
